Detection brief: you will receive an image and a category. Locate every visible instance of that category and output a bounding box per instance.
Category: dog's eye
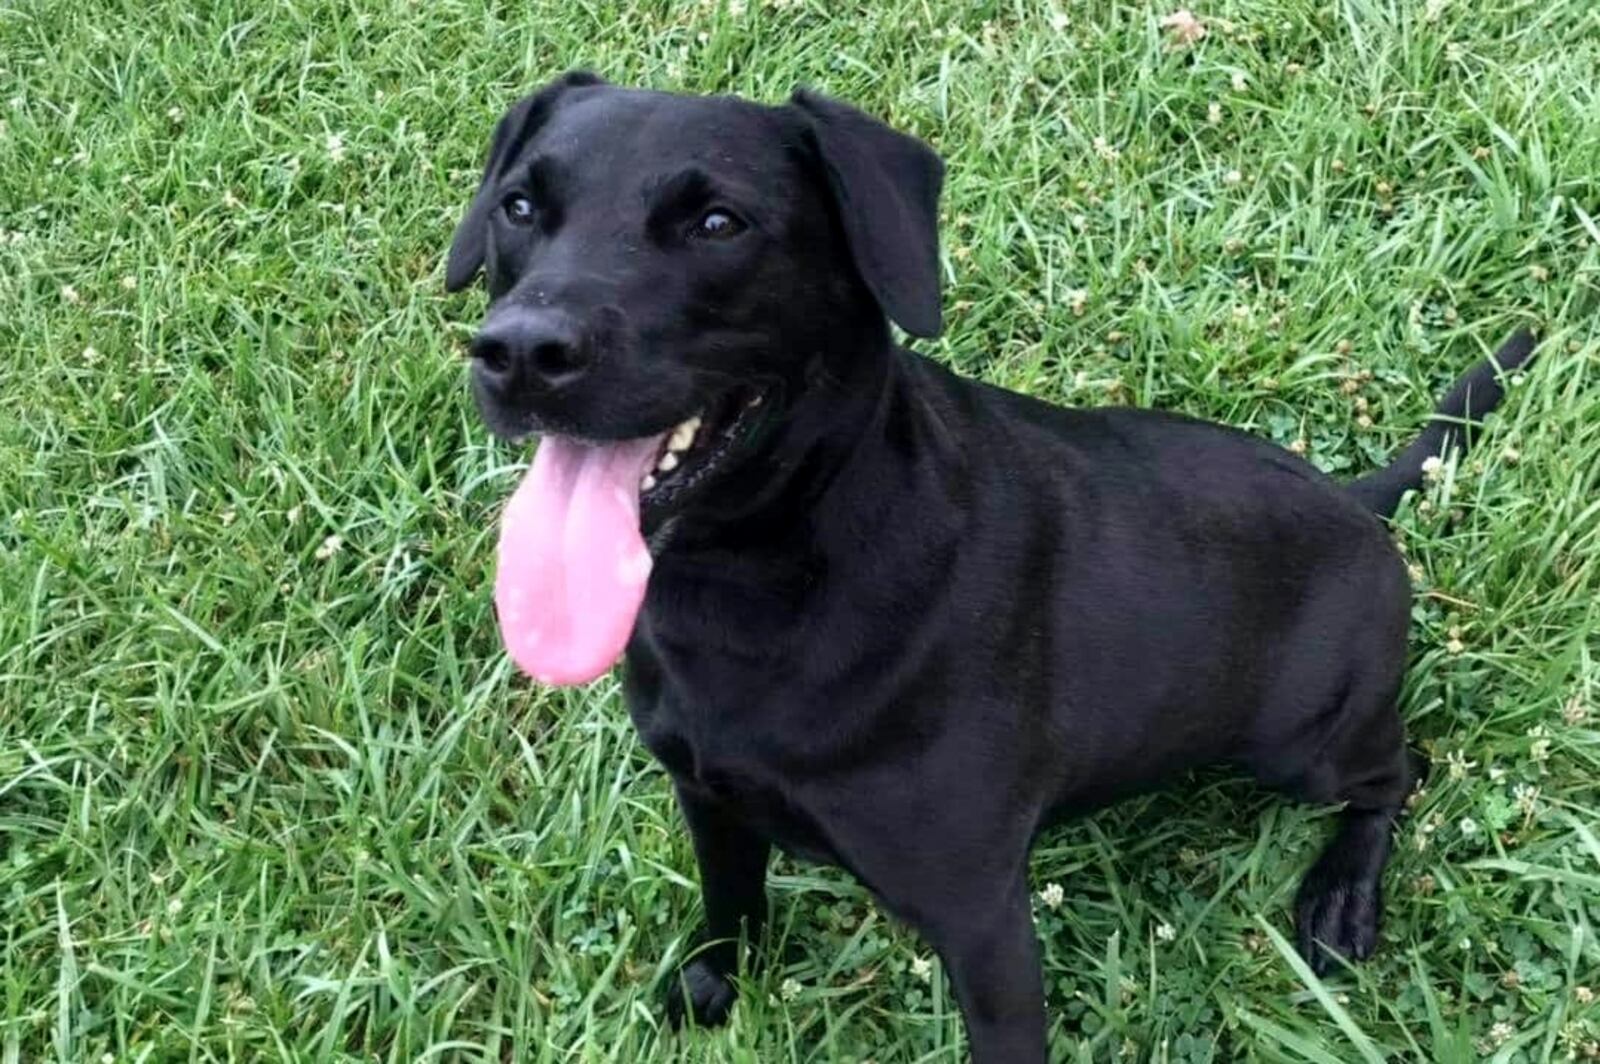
[502,194,536,226]
[691,209,745,240]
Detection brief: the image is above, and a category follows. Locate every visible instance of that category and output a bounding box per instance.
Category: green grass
[2,0,1599,1059]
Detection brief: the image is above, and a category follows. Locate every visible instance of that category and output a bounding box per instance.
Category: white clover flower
[1159,9,1206,46]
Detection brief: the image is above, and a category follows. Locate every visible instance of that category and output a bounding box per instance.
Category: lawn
[2,0,1599,1060]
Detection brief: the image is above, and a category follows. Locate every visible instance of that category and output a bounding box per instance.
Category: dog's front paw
[1294,866,1381,975]
[664,956,738,1029]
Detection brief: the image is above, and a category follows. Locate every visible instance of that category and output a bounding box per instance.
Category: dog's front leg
[664,784,771,1029]
[923,875,1049,1064]
[830,791,1050,1061]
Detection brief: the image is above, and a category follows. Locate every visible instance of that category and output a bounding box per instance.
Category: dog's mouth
[639,384,767,514]
[491,382,770,687]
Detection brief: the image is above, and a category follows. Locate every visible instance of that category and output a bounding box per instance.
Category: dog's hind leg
[1293,804,1401,973]
[1279,675,1416,975]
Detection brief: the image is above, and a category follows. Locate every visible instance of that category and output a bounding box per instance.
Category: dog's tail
[1348,329,1537,519]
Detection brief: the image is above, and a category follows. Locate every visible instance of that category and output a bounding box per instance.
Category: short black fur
[446,76,1538,1062]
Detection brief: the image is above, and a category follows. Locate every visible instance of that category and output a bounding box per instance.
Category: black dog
[445,73,1535,1061]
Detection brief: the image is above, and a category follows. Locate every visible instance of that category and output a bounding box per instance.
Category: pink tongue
[495,434,665,685]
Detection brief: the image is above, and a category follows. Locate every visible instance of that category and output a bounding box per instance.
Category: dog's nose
[469,309,590,389]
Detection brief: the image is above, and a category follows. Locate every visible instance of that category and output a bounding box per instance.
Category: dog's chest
[629,698,841,865]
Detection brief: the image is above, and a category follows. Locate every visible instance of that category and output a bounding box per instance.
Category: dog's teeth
[656,451,679,473]
[747,394,763,408]
[668,416,701,453]
[641,473,657,491]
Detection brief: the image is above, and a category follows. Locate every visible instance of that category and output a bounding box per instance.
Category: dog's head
[446,73,944,514]
[447,75,945,684]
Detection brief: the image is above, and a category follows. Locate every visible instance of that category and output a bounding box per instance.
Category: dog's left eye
[502,195,536,226]
[690,209,746,240]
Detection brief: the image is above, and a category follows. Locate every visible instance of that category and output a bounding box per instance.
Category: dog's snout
[470,309,591,389]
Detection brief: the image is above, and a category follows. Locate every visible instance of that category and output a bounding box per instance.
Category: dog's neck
[634,319,972,675]
[645,326,971,592]
[649,326,896,548]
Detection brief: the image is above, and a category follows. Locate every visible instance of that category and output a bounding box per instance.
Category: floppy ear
[444,71,606,292]
[789,89,945,338]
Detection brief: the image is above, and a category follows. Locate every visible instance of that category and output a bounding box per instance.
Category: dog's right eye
[690,209,746,241]
[502,195,536,226]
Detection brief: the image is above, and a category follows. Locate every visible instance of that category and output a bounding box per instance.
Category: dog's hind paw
[664,956,738,1029]
[1293,866,1381,976]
